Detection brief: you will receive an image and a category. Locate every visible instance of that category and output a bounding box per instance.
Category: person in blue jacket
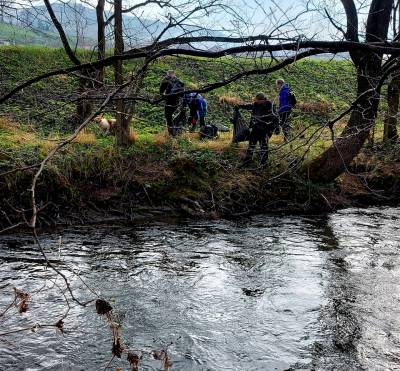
[276,78,293,142]
[183,92,208,132]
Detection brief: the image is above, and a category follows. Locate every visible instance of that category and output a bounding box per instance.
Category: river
[0,207,399,370]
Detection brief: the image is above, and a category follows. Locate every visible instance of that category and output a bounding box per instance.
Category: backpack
[170,77,184,95]
[289,91,297,107]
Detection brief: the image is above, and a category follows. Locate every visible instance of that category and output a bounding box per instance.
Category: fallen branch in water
[0,321,65,337]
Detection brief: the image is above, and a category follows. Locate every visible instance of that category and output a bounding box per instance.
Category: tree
[113,0,131,146]
[384,72,400,143]
[307,0,394,182]
[384,0,400,144]
[42,0,95,123]
[95,0,106,85]
[0,0,12,24]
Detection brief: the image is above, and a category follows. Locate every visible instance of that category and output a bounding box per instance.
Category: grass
[0,45,357,134]
[0,46,399,221]
[0,45,387,170]
[1,114,398,221]
[73,131,98,145]
[0,45,388,164]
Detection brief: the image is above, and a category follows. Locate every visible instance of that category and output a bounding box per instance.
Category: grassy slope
[0,46,357,130]
[0,22,64,46]
[0,22,89,47]
[0,46,398,224]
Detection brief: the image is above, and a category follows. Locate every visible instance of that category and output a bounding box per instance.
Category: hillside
[0,22,63,47]
[1,2,205,48]
[1,46,399,227]
[22,2,168,43]
[0,45,357,132]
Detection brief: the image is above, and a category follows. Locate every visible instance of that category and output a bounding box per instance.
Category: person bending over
[183,92,208,132]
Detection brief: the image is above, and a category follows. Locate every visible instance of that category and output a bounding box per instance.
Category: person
[236,92,277,167]
[276,78,293,142]
[183,92,208,132]
[160,70,184,136]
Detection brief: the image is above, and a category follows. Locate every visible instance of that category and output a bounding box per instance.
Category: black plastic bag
[231,108,250,143]
[200,124,219,139]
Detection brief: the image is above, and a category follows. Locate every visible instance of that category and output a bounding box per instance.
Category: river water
[0,207,400,370]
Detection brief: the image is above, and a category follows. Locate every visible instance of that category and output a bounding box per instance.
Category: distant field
[0,22,64,47]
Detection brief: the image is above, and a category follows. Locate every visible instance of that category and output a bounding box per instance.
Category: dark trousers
[279,110,291,141]
[243,124,272,165]
[165,102,179,136]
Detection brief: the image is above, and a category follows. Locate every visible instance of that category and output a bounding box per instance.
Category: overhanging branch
[2,38,400,105]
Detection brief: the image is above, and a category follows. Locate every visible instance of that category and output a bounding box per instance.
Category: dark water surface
[0,207,400,370]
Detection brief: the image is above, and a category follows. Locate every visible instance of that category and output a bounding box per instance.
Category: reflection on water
[0,207,400,370]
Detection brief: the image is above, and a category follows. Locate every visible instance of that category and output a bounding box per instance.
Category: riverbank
[1,47,399,229]
[1,117,399,229]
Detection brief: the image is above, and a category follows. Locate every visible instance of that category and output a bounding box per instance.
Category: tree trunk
[307,0,393,182]
[76,75,93,122]
[384,73,400,143]
[96,0,106,85]
[43,0,94,124]
[308,60,382,182]
[114,0,130,146]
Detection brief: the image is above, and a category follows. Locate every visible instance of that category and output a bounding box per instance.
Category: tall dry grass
[73,130,97,145]
[218,95,244,106]
[129,128,138,144]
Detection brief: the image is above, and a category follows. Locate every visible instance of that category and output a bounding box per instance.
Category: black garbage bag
[234,126,250,142]
[272,114,280,135]
[231,108,250,143]
[170,108,187,136]
[200,124,219,140]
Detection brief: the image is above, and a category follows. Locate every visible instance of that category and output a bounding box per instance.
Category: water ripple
[0,206,399,370]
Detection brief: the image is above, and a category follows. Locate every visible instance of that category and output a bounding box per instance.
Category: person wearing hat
[235,92,277,166]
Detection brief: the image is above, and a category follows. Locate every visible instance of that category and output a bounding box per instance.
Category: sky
[116,0,355,39]
[127,0,336,39]
[16,0,375,45]
[32,0,343,39]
